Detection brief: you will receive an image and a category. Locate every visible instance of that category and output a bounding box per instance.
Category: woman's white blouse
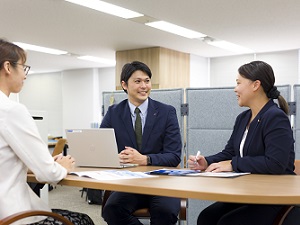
[239,128,248,158]
[0,91,67,224]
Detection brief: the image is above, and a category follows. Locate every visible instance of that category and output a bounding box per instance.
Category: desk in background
[48,139,57,148]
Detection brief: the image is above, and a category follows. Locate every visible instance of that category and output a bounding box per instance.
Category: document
[146,168,250,178]
[186,171,250,178]
[70,170,155,180]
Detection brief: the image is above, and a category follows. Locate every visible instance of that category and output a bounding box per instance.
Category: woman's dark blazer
[206,100,295,174]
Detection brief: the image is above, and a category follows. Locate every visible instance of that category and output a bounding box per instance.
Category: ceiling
[1,0,300,74]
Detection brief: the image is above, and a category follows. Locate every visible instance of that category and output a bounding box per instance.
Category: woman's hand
[205,160,233,172]
[187,154,208,171]
[55,155,75,173]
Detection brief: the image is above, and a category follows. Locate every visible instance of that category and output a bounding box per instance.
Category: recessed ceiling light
[206,40,254,54]
[145,21,206,39]
[78,55,116,65]
[13,42,68,55]
[65,0,143,19]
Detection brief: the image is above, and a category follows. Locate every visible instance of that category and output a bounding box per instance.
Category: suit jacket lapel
[243,117,260,156]
[121,101,137,148]
[243,100,274,156]
[142,98,158,152]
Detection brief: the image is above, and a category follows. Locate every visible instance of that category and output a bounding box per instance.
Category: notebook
[65,128,138,168]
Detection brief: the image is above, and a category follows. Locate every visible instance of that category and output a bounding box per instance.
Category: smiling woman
[187,61,295,225]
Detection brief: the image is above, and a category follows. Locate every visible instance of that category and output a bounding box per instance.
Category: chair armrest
[0,210,73,225]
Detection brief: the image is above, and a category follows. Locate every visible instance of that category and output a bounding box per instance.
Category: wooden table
[27,166,300,204]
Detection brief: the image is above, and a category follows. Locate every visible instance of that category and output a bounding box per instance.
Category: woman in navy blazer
[188,61,295,225]
[101,61,182,225]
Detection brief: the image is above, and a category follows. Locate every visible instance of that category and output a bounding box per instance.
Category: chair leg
[79,188,88,200]
[177,220,184,225]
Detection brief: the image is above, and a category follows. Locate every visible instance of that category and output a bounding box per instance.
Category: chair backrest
[52,138,67,156]
[294,159,300,175]
[0,210,74,225]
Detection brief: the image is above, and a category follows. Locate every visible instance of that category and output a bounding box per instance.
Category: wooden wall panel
[116,47,189,90]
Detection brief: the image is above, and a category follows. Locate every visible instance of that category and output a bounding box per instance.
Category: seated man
[101,61,182,225]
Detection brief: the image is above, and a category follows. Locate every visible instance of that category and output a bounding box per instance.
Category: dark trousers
[102,192,180,225]
[197,202,283,225]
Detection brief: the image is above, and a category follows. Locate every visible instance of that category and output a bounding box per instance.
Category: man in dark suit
[101,61,182,225]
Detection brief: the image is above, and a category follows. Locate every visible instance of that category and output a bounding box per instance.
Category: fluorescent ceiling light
[78,55,116,65]
[206,40,254,54]
[145,21,206,39]
[13,42,67,55]
[65,0,143,19]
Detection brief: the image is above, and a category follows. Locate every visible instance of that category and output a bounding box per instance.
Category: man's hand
[119,146,147,165]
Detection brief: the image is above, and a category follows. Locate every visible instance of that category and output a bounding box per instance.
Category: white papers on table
[70,170,155,180]
[186,171,250,178]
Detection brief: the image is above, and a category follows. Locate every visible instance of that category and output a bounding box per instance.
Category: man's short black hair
[120,61,152,93]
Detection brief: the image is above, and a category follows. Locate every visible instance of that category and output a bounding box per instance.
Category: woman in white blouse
[0,39,94,225]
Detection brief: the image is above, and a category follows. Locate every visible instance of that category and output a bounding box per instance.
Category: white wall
[19,71,63,137]
[256,50,299,86]
[98,67,116,119]
[190,54,210,87]
[62,67,116,136]
[19,67,116,137]
[62,68,99,135]
[210,54,255,87]
[210,50,299,88]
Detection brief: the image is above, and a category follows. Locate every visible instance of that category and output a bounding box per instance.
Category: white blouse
[0,91,67,224]
[239,128,248,157]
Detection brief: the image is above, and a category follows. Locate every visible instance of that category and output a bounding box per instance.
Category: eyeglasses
[12,62,31,75]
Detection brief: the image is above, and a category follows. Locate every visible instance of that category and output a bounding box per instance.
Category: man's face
[121,70,151,106]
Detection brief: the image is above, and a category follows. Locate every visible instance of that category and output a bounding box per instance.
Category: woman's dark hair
[120,61,152,93]
[238,60,289,115]
[0,38,26,70]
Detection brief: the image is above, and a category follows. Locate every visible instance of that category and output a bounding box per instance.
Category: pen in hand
[194,151,201,164]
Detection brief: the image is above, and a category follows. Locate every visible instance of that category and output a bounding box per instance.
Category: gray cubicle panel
[102,88,185,166]
[185,87,244,225]
[185,85,291,225]
[294,84,300,159]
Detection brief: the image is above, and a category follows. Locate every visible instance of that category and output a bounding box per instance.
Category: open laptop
[65,128,138,168]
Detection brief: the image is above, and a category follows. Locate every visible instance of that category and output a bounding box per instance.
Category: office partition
[294,84,300,158]
[185,87,243,224]
[185,85,291,225]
